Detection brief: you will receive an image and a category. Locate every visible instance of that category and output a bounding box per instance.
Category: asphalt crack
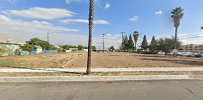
[184,87,203,100]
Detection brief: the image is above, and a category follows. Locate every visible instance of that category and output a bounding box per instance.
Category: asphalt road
[0,80,203,100]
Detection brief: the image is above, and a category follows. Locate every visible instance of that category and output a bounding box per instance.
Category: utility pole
[47,32,50,43]
[121,32,125,51]
[102,34,105,52]
[121,32,125,41]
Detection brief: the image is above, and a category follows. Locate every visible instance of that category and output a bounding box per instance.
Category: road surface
[0,80,203,100]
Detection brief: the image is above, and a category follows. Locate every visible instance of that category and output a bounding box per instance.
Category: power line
[180,36,203,39]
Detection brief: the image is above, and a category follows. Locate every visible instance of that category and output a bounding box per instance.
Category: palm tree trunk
[173,27,178,57]
[135,44,137,52]
[86,0,94,75]
[174,27,178,50]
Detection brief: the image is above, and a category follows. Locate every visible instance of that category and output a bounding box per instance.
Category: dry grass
[0,52,84,68]
[0,52,203,68]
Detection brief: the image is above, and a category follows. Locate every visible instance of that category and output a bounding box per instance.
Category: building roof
[34,45,42,49]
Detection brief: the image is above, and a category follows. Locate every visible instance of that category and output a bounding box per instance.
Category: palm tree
[133,31,139,51]
[171,7,184,50]
[86,0,94,75]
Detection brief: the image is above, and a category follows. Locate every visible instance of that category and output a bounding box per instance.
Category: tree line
[21,38,96,52]
[119,33,182,54]
[121,34,135,51]
[140,35,182,54]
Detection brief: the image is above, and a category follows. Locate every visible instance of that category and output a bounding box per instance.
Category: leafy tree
[26,38,50,50]
[47,45,58,50]
[128,34,135,50]
[21,43,34,52]
[158,37,182,54]
[84,47,88,49]
[92,46,96,51]
[108,46,115,52]
[123,35,129,50]
[141,35,148,50]
[121,39,125,50]
[60,45,70,50]
[157,38,165,52]
[0,45,10,53]
[149,36,158,52]
[78,45,84,50]
[14,49,21,55]
[71,45,78,48]
[171,7,184,49]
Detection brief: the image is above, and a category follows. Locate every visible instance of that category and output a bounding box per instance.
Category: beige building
[180,44,203,53]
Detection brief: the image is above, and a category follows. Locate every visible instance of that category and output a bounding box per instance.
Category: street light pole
[121,32,125,42]
[102,34,105,52]
[86,0,94,75]
[47,32,50,43]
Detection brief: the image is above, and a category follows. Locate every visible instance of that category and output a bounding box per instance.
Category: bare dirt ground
[0,52,203,68]
[67,52,203,68]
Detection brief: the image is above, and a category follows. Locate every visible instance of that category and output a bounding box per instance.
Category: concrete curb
[0,75,203,82]
[1,67,203,73]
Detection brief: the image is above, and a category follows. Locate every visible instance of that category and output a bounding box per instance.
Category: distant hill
[0,33,24,44]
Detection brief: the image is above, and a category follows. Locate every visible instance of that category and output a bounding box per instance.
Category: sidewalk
[1,67,203,73]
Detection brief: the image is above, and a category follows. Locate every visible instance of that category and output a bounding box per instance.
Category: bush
[14,49,21,56]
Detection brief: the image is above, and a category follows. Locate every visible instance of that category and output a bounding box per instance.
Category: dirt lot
[68,52,203,68]
[0,52,203,68]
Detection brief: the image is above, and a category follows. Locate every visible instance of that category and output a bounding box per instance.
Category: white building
[35,45,42,54]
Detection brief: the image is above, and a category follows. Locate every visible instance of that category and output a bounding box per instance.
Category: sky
[0,0,203,49]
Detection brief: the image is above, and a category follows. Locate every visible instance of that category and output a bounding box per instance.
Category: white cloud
[105,2,111,9]
[130,16,139,21]
[31,20,53,26]
[65,0,82,4]
[94,20,110,24]
[0,14,118,48]
[3,7,75,20]
[0,15,11,22]
[155,10,163,15]
[60,19,88,23]
[179,32,203,45]
[105,34,112,37]
[60,19,110,24]
[0,14,79,41]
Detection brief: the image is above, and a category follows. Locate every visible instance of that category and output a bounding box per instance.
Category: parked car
[181,52,193,57]
[176,52,183,56]
[193,53,202,58]
[157,52,165,55]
